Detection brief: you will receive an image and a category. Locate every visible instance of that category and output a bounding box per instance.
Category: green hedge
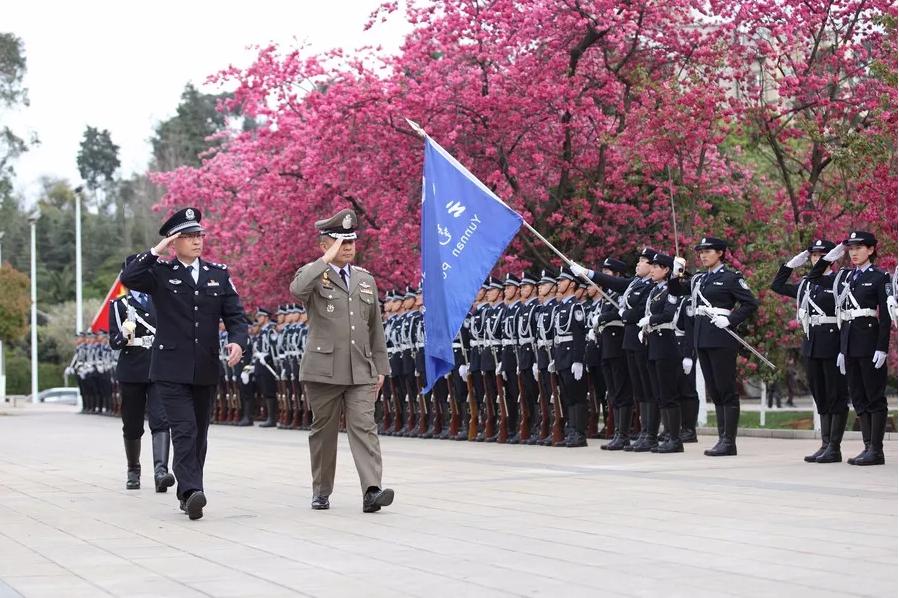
[4,353,65,394]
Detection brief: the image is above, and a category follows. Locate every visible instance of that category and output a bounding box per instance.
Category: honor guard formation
[73,211,895,519]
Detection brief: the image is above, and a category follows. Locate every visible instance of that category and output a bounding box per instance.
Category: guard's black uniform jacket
[108,294,156,383]
[552,296,587,369]
[588,271,653,352]
[771,263,840,359]
[668,265,759,349]
[515,298,540,371]
[535,299,557,371]
[467,303,488,373]
[481,303,504,372]
[645,281,681,361]
[500,301,521,374]
[120,252,248,385]
[595,290,625,360]
[806,260,892,357]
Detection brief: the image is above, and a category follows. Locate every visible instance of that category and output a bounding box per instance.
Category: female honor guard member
[289,208,394,513]
[121,207,247,520]
[806,231,892,466]
[771,239,849,463]
[108,258,175,492]
[669,237,758,457]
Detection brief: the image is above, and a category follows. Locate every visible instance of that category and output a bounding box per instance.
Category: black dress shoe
[155,472,175,493]
[311,496,330,510]
[179,499,187,514]
[185,491,206,520]
[363,487,395,513]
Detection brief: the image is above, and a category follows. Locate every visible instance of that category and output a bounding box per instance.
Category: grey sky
[6,0,409,202]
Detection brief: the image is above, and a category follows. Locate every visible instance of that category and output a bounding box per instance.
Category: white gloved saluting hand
[785,250,810,269]
[823,243,846,262]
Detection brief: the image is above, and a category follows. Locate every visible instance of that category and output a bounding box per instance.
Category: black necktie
[851,269,861,286]
[340,267,348,288]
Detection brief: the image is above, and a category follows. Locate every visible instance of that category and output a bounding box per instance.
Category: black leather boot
[237,397,255,426]
[706,404,739,456]
[705,404,725,454]
[679,398,699,443]
[259,398,278,428]
[816,411,847,463]
[634,403,659,452]
[124,438,141,490]
[854,411,886,466]
[654,406,684,453]
[566,404,588,447]
[847,412,871,465]
[625,403,648,452]
[805,414,831,462]
[152,432,176,492]
[604,406,631,450]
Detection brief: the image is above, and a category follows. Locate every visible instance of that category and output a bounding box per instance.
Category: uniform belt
[554,335,573,345]
[537,340,551,348]
[487,340,502,347]
[127,335,155,348]
[809,315,838,326]
[452,343,463,349]
[840,309,877,321]
[415,343,425,349]
[597,321,624,333]
[649,322,675,332]
[698,306,732,317]
[518,338,534,346]
[470,339,482,348]
[501,339,516,347]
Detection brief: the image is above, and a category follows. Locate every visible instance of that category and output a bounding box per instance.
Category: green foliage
[3,350,63,394]
[0,32,29,198]
[76,126,120,190]
[151,83,229,170]
[0,263,29,343]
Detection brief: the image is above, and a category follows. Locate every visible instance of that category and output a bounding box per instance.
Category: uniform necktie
[340,267,348,288]
[187,264,198,284]
[851,268,861,286]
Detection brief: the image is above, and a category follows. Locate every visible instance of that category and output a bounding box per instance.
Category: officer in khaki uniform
[289,208,394,513]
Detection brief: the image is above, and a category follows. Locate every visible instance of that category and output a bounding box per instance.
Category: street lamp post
[29,211,40,403]
[74,187,84,334]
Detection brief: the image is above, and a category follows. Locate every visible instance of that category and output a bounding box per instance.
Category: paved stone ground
[0,404,895,598]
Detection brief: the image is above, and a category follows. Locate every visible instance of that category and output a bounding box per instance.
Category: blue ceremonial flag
[419,135,523,393]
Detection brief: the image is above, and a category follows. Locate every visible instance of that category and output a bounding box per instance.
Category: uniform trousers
[155,382,214,499]
[647,358,680,409]
[845,355,888,415]
[805,357,849,414]
[120,382,169,439]
[602,357,632,408]
[696,347,739,406]
[306,381,383,496]
[625,348,653,404]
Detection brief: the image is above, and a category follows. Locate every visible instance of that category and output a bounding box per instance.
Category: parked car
[32,387,81,405]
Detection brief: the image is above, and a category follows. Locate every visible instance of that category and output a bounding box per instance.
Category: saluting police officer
[108,258,175,492]
[289,208,394,513]
[772,239,848,463]
[806,231,892,466]
[120,207,248,520]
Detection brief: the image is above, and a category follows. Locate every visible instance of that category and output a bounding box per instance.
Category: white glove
[586,329,596,342]
[711,315,730,329]
[531,363,539,379]
[638,330,645,343]
[458,364,469,378]
[572,362,584,381]
[64,367,74,377]
[548,360,556,373]
[823,243,846,262]
[570,262,590,279]
[240,370,250,385]
[122,320,136,336]
[672,257,686,277]
[618,308,626,318]
[836,353,845,375]
[887,295,897,322]
[694,306,709,318]
[637,316,651,328]
[873,350,887,369]
[495,364,502,375]
[501,371,508,381]
[785,250,810,269]
[682,358,693,375]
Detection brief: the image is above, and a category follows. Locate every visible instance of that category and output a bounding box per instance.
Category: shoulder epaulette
[352,265,371,274]
[207,261,228,270]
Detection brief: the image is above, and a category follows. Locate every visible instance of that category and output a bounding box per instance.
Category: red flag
[90,277,127,333]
